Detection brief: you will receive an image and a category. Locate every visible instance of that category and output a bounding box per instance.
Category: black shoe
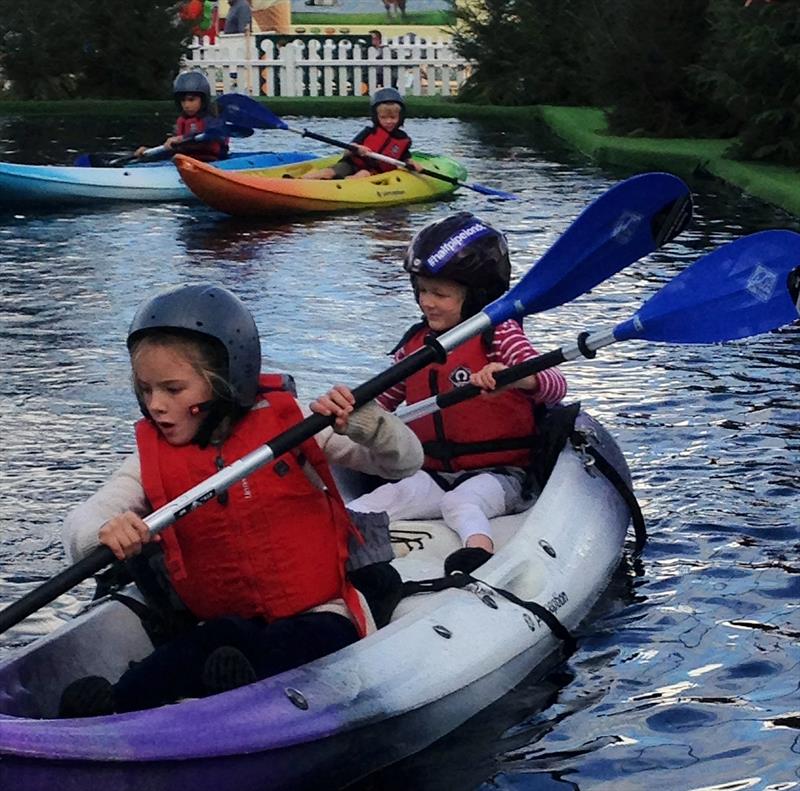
[444,547,493,576]
[348,561,403,628]
[58,675,115,718]
[202,646,257,695]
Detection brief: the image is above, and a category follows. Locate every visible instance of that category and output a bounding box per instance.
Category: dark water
[1,114,798,791]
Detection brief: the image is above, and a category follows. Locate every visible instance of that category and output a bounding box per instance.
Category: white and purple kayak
[0,412,633,791]
[0,151,318,206]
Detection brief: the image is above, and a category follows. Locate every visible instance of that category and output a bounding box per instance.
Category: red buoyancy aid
[175,114,228,162]
[136,375,366,636]
[402,327,538,472]
[348,126,411,173]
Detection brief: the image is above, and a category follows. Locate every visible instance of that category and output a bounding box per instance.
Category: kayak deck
[174,152,467,216]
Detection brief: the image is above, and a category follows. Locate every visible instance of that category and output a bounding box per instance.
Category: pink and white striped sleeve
[376,347,407,412]
[490,321,567,406]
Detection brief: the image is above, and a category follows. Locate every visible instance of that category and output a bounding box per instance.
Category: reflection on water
[1,115,799,790]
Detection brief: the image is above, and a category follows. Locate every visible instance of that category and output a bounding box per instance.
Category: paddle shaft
[287,125,499,194]
[110,125,246,167]
[0,316,486,635]
[396,330,615,423]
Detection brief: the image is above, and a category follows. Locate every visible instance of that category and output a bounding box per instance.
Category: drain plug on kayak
[285,687,309,710]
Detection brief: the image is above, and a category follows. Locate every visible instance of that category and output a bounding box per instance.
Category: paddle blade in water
[614,230,800,343]
[484,172,692,325]
[468,182,518,200]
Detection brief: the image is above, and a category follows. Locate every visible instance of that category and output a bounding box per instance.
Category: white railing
[183,33,471,97]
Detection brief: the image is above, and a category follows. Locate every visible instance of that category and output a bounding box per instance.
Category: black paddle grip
[0,544,115,634]
[430,348,568,413]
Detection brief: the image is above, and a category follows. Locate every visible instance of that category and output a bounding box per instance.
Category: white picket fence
[183,33,471,97]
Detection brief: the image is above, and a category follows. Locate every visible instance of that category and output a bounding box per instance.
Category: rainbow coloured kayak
[174,152,467,216]
[0,151,318,206]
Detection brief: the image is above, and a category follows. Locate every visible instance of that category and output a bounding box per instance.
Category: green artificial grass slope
[538,106,800,217]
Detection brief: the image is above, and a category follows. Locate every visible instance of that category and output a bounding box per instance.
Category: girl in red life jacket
[134,71,228,163]
[58,284,423,718]
[301,87,424,180]
[317,213,568,578]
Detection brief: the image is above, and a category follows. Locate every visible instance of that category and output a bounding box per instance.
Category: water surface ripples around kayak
[1,114,798,791]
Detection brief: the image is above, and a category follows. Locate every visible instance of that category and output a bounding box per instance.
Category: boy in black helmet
[134,71,228,163]
[314,213,568,576]
[303,87,423,180]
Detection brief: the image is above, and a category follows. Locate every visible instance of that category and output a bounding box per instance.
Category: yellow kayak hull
[174,153,467,216]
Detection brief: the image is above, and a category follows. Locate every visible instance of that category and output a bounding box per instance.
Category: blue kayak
[0,151,319,206]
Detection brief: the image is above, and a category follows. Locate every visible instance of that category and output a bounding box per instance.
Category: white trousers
[348,469,516,545]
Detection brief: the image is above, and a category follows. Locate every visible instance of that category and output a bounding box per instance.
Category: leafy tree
[451,0,592,105]
[78,0,190,99]
[692,0,800,164]
[0,0,86,99]
[583,0,725,137]
[0,0,190,99]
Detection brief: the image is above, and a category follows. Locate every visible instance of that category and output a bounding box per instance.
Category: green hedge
[453,0,800,166]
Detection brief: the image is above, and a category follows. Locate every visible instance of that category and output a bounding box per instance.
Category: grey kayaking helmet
[370,87,405,125]
[173,71,211,111]
[127,283,262,409]
[403,212,511,318]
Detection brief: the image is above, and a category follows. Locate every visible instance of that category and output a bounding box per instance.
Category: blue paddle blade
[204,119,255,139]
[484,172,692,325]
[615,230,800,343]
[218,93,288,131]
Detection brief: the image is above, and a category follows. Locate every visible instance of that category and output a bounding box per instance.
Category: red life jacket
[349,126,411,173]
[175,114,228,162]
[136,375,366,636]
[402,326,538,472]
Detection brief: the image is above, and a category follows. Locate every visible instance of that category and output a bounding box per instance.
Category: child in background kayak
[302,87,423,180]
[134,71,228,163]
[58,283,423,718]
[313,213,568,576]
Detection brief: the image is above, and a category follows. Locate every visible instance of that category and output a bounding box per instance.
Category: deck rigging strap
[571,433,647,556]
[400,574,576,653]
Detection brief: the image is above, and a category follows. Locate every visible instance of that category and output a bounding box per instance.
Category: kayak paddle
[215,93,518,200]
[74,121,254,168]
[398,230,800,423]
[0,171,691,635]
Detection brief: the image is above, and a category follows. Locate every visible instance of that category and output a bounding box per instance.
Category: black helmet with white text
[403,212,511,318]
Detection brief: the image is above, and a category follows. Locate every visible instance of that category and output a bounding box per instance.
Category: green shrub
[692,0,800,165]
[584,0,727,138]
[0,1,86,99]
[77,1,189,99]
[0,0,189,100]
[451,0,592,105]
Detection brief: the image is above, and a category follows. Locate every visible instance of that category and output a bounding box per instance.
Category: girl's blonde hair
[129,329,234,406]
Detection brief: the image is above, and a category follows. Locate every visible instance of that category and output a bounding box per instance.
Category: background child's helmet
[127,283,261,408]
[403,212,511,318]
[173,71,211,111]
[370,87,405,125]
